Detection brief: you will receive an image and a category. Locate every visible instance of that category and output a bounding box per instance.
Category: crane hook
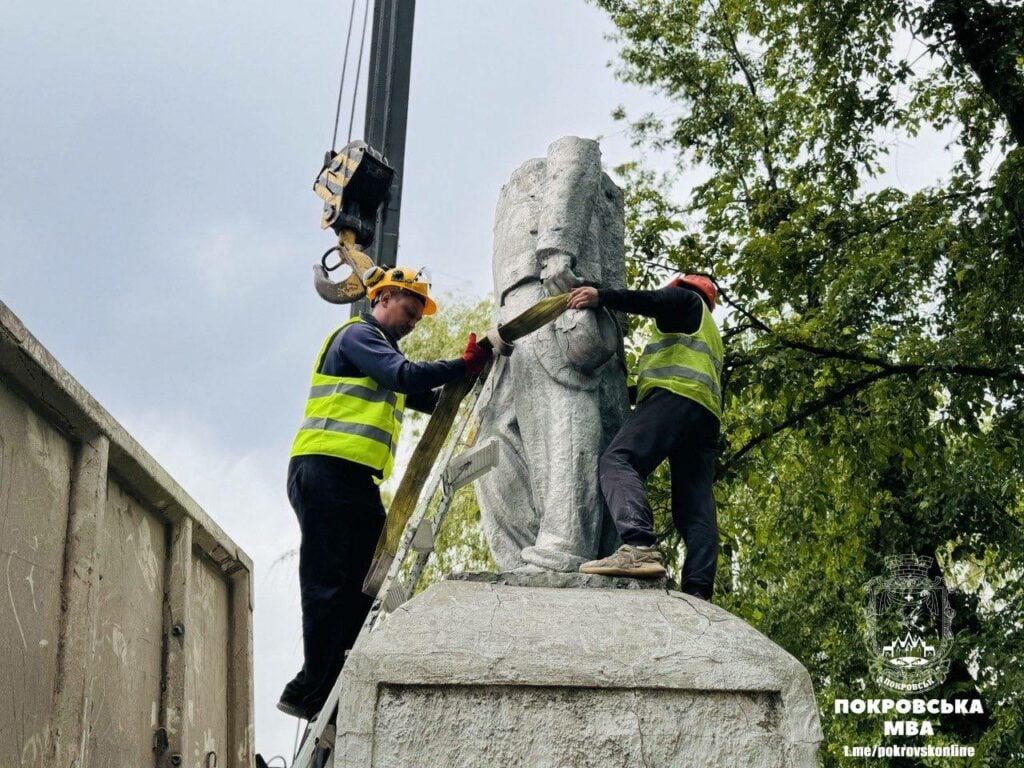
[313,230,376,304]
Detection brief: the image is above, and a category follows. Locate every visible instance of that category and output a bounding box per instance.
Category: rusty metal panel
[188,552,231,768]
[86,480,168,768]
[0,376,73,768]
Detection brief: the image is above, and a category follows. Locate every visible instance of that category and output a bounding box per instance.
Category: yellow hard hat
[364,265,437,315]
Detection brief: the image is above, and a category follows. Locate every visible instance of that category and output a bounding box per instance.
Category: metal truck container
[0,301,254,768]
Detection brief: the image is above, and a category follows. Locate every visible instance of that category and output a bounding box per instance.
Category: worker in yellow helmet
[569,274,723,600]
[278,266,492,720]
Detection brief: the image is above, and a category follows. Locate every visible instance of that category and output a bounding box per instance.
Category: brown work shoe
[579,544,666,578]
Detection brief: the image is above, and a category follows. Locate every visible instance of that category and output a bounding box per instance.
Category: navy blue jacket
[319,313,466,413]
[597,285,706,334]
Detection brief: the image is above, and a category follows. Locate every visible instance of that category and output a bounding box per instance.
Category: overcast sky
[1,0,957,760]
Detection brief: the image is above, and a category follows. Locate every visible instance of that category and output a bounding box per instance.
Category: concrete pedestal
[334,573,822,767]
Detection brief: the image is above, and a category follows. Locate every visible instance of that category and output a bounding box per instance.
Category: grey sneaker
[579,544,666,578]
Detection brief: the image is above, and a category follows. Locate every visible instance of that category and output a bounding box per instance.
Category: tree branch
[722,322,758,340]
[723,369,898,470]
[934,0,1024,146]
[718,286,1024,382]
[713,6,781,190]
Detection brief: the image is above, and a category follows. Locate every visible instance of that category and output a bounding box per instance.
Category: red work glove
[461,333,492,375]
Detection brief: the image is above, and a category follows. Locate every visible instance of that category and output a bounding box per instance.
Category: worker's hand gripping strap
[485,325,514,356]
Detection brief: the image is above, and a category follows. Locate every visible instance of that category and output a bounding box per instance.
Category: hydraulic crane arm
[307,0,416,306]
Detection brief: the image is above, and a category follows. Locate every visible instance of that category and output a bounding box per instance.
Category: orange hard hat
[364,265,437,315]
[670,274,717,311]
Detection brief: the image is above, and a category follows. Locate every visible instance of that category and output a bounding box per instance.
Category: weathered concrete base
[335,574,822,767]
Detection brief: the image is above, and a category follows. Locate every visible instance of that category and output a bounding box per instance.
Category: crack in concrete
[487,589,503,638]
[650,648,725,665]
[631,689,653,768]
[654,600,677,654]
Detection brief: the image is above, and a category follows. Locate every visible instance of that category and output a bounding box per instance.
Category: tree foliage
[596,0,1024,763]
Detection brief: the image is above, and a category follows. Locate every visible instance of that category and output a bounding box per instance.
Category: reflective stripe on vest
[290,317,406,481]
[635,303,724,420]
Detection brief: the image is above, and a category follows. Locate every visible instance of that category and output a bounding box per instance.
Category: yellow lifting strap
[362,292,571,596]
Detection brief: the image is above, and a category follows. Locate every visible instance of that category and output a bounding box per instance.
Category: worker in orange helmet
[568,274,723,599]
[279,266,492,720]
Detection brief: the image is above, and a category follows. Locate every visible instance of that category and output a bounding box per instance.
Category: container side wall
[0,377,73,768]
[87,480,167,768]
[1,301,253,767]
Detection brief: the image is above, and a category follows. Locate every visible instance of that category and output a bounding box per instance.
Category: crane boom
[363,0,416,271]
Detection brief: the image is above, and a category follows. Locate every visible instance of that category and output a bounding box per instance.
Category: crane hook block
[313,140,394,245]
[312,239,376,304]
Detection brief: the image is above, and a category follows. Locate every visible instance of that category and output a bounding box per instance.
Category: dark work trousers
[599,387,720,598]
[281,453,385,712]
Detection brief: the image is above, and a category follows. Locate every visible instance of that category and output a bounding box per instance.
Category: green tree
[595,0,1024,763]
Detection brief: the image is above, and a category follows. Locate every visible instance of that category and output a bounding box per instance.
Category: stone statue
[474,136,630,572]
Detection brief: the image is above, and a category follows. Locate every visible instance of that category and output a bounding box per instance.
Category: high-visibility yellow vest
[635,302,724,420]
[290,317,406,482]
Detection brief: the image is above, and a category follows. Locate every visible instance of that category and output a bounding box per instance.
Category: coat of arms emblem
[864,554,955,693]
